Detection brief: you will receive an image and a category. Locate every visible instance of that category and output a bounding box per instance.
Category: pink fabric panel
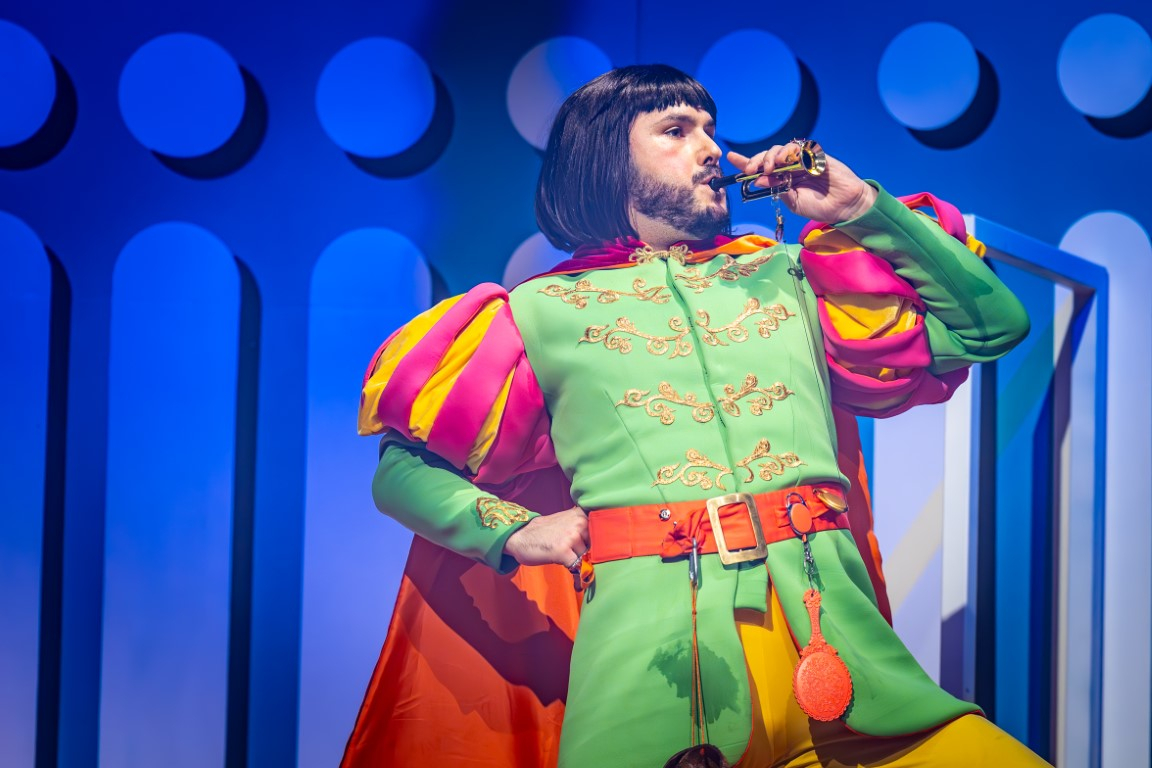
[800,248,921,303]
[815,302,932,370]
[830,361,968,418]
[475,357,557,485]
[373,284,506,440]
[427,303,524,469]
[896,192,967,241]
[799,191,968,245]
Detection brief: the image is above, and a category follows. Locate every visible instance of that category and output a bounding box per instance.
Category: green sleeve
[834,183,1030,373]
[372,441,538,573]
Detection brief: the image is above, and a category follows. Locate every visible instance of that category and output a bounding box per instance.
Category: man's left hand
[727,144,877,225]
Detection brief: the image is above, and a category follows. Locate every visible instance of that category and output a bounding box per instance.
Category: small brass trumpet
[708,140,827,201]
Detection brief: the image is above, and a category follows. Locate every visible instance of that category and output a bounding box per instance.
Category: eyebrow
[653,111,716,130]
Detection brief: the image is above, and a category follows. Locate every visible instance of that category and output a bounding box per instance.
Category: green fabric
[771,532,977,735]
[837,183,1031,373]
[372,441,533,573]
[368,185,1027,766]
[511,242,845,512]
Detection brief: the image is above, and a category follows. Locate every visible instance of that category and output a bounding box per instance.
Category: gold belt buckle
[705,492,768,565]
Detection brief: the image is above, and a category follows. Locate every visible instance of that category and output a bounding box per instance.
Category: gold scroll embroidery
[736,439,806,482]
[579,316,693,359]
[696,299,794,346]
[674,251,777,293]
[580,301,793,359]
[538,277,671,309]
[653,449,734,491]
[630,244,691,265]
[476,497,532,529]
[652,439,805,489]
[616,383,715,424]
[718,376,794,417]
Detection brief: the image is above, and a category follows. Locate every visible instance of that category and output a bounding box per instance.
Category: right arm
[359,283,584,571]
[372,439,589,572]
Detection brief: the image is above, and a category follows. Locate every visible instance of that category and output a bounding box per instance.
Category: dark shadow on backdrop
[155,68,268,180]
[0,58,78,171]
[225,257,262,768]
[35,249,71,768]
[908,52,998,150]
[1087,83,1152,139]
[348,75,454,178]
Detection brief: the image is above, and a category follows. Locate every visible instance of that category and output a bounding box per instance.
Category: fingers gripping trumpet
[709,139,827,202]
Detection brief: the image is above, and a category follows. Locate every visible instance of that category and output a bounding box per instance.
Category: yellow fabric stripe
[966,233,987,257]
[408,298,504,441]
[357,294,465,435]
[738,591,1042,765]
[824,293,920,382]
[800,226,861,254]
[825,293,919,341]
[467,369,516,473]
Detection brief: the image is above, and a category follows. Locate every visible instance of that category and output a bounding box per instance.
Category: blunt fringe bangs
[535,64,717,252]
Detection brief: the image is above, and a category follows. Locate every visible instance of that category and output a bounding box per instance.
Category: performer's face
[627,105,729,242]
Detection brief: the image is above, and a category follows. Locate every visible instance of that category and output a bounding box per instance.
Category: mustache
[693,168,723,185]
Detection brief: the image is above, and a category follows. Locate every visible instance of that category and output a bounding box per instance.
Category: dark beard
[628,165,731,241]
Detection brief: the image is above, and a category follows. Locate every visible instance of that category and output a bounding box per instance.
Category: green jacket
[368,186,1029,766]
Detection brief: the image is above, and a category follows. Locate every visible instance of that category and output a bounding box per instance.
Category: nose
[699,132,721,166]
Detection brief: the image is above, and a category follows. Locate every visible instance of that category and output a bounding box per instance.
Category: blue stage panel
[298,228,430,765]
[101,223,240,767]
[0,212,51,768]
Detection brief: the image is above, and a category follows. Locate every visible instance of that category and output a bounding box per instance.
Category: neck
[631,211,696,251]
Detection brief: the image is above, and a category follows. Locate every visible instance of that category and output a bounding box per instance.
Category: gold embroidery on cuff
[718,376,795,417]
[476,497,533,529]
[653,449,733,491]
[696,299,795,347]
[579,316,693,359]
[736,439,806,482]
[616,383,715,424]
[630,244,691,265]
[538,277,671,308]
[675,251,777,293]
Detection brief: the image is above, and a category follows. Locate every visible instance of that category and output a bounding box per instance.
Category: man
[348,65,1047,767]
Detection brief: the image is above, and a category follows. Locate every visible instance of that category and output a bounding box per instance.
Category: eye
[664,126,683,137]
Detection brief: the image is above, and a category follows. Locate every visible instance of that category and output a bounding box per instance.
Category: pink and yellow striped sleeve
[798,192,984,418]
[357,282,556,485]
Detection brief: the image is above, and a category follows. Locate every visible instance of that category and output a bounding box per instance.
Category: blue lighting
[119,33,246,157]
[878,22,980,131]
[697,30,801,143]
[316,38,435,158]
[0,21,56,147]
[1059,14,1152,118]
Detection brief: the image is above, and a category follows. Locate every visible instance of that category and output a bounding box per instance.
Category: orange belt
[588,484,850,566]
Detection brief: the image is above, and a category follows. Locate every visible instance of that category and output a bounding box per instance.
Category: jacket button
[659,509,671,521]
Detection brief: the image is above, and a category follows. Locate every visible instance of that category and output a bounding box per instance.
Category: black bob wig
[535,64,717,252]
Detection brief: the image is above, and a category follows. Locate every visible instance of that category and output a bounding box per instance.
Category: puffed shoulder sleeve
[358,282,556,485]
[799,186,1029,417]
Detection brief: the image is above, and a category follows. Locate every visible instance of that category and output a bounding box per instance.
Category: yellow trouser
[734,594,1052,767]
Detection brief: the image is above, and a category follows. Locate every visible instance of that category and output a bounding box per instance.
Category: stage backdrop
[1,1,1150,766]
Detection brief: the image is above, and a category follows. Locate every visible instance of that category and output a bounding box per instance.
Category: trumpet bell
[740,140,826,201]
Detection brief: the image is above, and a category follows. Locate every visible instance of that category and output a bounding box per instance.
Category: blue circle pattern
[506,37,613,150]
[0,21,56,147]
[878,22,980,131]
[1058,14,1152,118]
[315,229,430,309]
[316,38,435,158]
[696,30,801,143]
[0,211,47,287]
[119,34,245,158]
[118,223,235,293]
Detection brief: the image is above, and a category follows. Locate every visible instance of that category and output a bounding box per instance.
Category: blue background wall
[2,1,1150,766]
